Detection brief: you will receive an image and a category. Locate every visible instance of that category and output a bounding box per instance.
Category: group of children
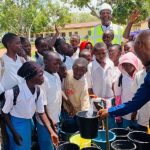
[0,22,149,150]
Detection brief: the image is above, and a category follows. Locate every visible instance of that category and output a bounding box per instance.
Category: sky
[52,0,98,13]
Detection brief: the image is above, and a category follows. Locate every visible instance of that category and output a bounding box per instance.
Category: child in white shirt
[2,61,58,150]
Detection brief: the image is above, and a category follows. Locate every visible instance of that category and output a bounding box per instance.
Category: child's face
[58,65,67,79]
[124,43,134,53]
[94,47,107,63]
[37,40,48,55]
[85,43,92,51]
[109,47,121,64]
[65,43,74,56]
[32,66,44,85]
[70,37,80,47]
[102,32,113,45]
[46,57,61,73]
[122,63,135,76]
[80,52,92,63]
[73,64,87,80]
[22,40,31,56]
[8,36,22,53]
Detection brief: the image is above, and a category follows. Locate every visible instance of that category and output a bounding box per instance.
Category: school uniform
[35,52,44,68]
[36,71,62,150]
[71,47,80,61]
[89,58,115,100]
[0,54,25,93]
[2,81,45,150]
[88,58,116,129]
[57,53,73,70]
[113,52,139,128]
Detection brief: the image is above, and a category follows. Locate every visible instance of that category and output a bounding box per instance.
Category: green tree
[62,0,149,24]
[0,0,71,40]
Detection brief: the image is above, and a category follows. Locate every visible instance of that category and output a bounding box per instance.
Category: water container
[110,128,129,140]
[70,133,91,149]
[76,111,100,139]
[81,146,102,150]
[57,142,80,150]
[127,131,150,150]
[111,140,136,150]
[92,130,116,150]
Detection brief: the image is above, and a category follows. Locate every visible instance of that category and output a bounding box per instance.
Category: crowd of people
[0,2,150,150]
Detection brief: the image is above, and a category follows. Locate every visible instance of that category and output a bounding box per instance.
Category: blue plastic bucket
[92,130,116,150]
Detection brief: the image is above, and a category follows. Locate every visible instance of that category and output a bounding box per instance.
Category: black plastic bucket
[57,142,80,150]
[127,131,150,150]
[110,128,129,140]
[76,111,99,139]
[81,146,102,150]
[111,140,136,150]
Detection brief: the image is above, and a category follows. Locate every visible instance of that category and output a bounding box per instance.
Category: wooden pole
[104,117,110,150]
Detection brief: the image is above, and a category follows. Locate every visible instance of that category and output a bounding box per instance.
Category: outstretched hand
[129,9,140,24]
[97,109,109,120]
[51,132,59,147]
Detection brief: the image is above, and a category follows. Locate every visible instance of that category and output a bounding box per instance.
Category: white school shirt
[58,53,73,70]
[89,59,115,99]
[0,54,24,93]
[71,47,80,61]
[42,71,62,123]
[2,81,45,119]
[114,73,135,120]
[132,69,150,126]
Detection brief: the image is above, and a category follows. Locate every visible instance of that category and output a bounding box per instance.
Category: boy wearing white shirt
[88,43,115,106]
[88,42,116,129]
[37,51,62,150]
[0,33,26,94]
[54,38,73,70]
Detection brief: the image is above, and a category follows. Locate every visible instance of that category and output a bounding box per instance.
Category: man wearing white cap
[90,3,124,45]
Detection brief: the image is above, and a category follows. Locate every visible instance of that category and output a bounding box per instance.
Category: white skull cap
[99,3,113,14]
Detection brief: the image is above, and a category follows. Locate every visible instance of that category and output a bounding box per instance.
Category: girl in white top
[2,61,58,150]
[114,52,139,127]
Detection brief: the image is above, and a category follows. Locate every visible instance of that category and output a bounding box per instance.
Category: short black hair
[79,49,91,57]
[35,37,44,47]
[2,32,18,48]
[93,42,107,51]
[54,38,65,50]
[17,61,40,80]
[110,44,122,52]
[20,37,28,44]
[73,58,89,68]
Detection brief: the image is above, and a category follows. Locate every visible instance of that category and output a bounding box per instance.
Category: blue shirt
[109,70,150,117]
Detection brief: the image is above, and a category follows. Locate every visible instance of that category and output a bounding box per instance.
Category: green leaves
[0,0,71,39]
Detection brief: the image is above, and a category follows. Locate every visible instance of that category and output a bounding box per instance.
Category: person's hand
[97,109,109,119]
[129,9,140,24]
[51,132,59,147]
[69,105,76,117]
[131,112,137,121]
[13,132,23,145]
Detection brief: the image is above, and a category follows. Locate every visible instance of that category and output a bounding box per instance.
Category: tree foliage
[63,0,149,24]
[0,0,71,39]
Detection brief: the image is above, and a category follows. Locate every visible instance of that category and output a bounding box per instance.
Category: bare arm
[38,112,59,146]
[49,25,60,48]
[123,10,140,39]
